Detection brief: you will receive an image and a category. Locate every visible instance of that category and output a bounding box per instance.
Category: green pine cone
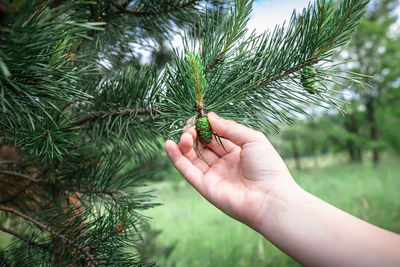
[196,117,213,145]
[301,66,317,94]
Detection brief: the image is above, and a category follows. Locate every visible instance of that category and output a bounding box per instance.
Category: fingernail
[208,112,219,119]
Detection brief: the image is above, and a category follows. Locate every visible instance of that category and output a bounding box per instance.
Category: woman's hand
[164,112,298,228]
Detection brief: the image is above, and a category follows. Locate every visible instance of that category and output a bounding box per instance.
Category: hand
[164,112,298,229]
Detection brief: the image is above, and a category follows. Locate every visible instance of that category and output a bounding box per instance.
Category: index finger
[164,140,205,189]
[208,112,267,146]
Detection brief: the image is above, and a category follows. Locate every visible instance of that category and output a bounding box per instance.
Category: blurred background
[140,0,400,266]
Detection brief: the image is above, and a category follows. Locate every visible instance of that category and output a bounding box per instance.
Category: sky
[249,0,311,33]
[250,0,400,32]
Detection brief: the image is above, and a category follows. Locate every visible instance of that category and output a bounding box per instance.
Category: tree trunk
[291,137,301,170]
[311,140,319,168]
[344,115,363,162]
[365,96,379,165]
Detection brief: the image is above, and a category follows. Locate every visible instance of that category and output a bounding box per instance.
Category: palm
[164,114,294,226]
[172,130,274,224]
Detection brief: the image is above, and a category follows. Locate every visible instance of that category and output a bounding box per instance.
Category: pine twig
[77,189,122,195]
[77,189,122,203]
[206,0,248,72]
[90,216,140,249]
[112,0,200,16]
[0,170,43,184]
[61,101,74,111]
[0,206,98,266]
[0,161,17,165]
[255,57,318,88]
[0,253,14,267]
[71,107,164,127]
[205,53,225,72]
[0,182,33,204]
[0,225,52,252]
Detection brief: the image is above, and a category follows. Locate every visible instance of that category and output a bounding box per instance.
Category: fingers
[178,132,219,172]
[208,112,267,147]
[184,117,238,157]
[208,133,238,156]
[164,140,204,189]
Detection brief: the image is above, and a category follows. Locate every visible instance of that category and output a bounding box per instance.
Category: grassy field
[144,154,400,267]
[1,154,399,266]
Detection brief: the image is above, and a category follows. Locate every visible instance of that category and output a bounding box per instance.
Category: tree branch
[0,170,43,184]
[0,161,17,165]
[0,182,33,205]
[90,216,140,248]
[255,57,318,88]
[112,0,200,16]
[206,0,248,72]
[77,189,123,196]
[71,107,165,127]
[0,225,51,252]
[0,206,98,266]
[77,189,122,203]
[205,53,225,73]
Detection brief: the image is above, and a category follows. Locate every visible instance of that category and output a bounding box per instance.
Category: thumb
[208,112,266,146]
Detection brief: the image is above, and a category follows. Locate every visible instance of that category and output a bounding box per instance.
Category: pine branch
[0,206,98,266]
[0,161,17,165]
[76,189,123,203]
[205,0,249,72]
[77,189,123,195]
[0,182,33,205]
[112,0,200,16]
[254,56,319,88]
[0,225,52,252]
[0,170,43,184]
[72,108,164,127]
[90,216,140,249]
[0,253,14,267]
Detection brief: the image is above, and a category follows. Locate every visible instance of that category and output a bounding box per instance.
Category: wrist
[249,179,304,234]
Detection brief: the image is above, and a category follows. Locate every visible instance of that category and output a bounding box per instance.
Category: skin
[164,112,400,267]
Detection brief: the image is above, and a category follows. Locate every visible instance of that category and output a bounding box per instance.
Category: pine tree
[0,0,367,266]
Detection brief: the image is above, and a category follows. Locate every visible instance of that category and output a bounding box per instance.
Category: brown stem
[61,101,73,111]
[206,0,248,72]
[77,189,122,195]
[0,170,43,184]
[77,189,122,203]
[0,225,52,252]
[205,53,225,73]
[112,0,200,16]
[0,206,98,266]
[90,216,140,249]
[38,130,50,150]
[0,161,17,165]
[0,182,33,204]
[71,107,164,127]
[253,57,319,89]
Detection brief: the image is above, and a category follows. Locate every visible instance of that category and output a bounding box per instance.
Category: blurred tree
[277,116,331,170]
[339,0,400,164]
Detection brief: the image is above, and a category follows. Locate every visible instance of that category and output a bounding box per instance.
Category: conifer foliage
[0,0,367,266]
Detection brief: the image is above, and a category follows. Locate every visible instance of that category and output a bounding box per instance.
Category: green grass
[1,155,399,266]
[144,155,400,267]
